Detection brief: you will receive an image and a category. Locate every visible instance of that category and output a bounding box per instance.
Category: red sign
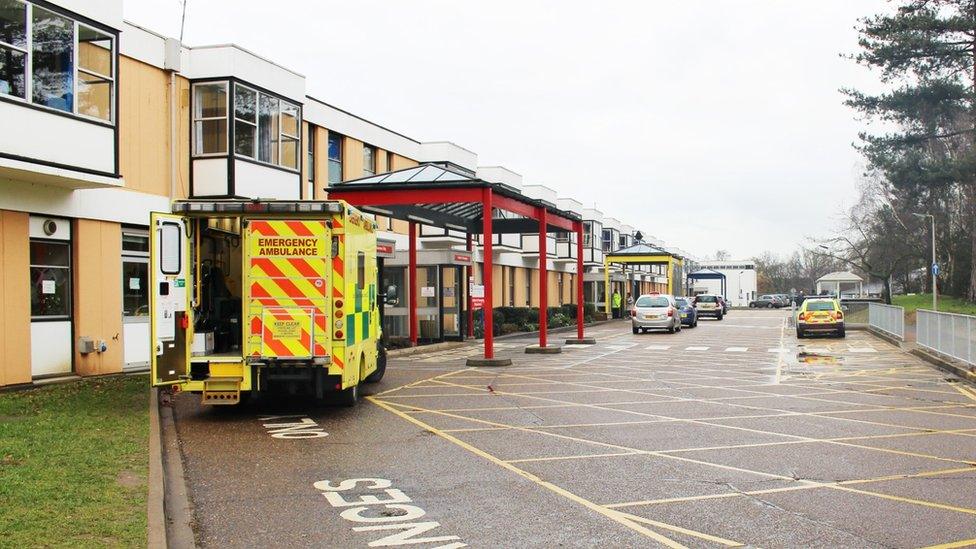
[453,254,472,264]
[471,297,485,309]
[377,243,394,254]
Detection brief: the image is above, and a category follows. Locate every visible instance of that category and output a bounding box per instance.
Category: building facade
[0,0,694,387]
[690,260,758,307]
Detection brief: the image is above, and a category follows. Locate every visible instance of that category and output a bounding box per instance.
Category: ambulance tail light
[798,312,806,321]
[335,300,344,309]
[835,311,844,320]
[335,330,344,339]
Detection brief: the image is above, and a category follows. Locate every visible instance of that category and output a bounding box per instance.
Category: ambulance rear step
[202,376,243,405]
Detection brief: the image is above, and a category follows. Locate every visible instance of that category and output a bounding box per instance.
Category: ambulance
[150,199,385,405]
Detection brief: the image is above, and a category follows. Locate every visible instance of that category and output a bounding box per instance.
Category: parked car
[796,297,845,338]
[631,294,682,334]
[775,294,792,307]
[674,297,698,328]
[694,294,724,320]
[749,295,781,308]
[718,296,730,314]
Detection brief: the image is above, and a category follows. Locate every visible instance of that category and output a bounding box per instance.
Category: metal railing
[868,302,905,340]
[917,309,976,366]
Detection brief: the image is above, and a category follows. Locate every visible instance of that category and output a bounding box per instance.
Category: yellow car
[796,298,845,338]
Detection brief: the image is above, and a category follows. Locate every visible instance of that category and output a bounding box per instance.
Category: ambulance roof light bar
[173,200,344,215]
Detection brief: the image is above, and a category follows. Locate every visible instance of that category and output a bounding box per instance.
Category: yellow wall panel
[73,220,123,376]
[343,137,364,181]
[0,211,31,386]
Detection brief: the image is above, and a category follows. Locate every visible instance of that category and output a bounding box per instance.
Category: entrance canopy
[687,268,727,298]
[816,271,864,298]
[327,163,589,363]
[603,243,684,315]
[329,163,579,234]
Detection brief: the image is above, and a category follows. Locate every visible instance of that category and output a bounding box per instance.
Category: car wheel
[337,383,359,407]
[364,347,386,383]
[796,328,804,339]
[716,313,723,321]
[632,326,639,335]
[837,328,846,338]
[667,323,676,334]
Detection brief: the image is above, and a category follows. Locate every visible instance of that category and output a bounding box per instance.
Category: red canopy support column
[566,220,595,345]
[467,187,511,366]
[538,208,548,347]
[466,233,474,339]
[408,221,418,347]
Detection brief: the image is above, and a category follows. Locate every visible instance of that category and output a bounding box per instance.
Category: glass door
[440,266,462,340]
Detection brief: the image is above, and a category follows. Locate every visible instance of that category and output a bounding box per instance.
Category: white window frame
[192,81,229,157]
[0,0,117,124]
[363,144,376,176]
[121,228,150,323]
[232,83,257,159]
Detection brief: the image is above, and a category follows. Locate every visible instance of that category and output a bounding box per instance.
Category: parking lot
[171,310,976,548]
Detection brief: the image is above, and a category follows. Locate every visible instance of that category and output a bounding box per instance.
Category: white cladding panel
[123,322,150,370]
[191,158,229,196]
[0,101,115,174]
[233,160,300,199]
[31,322,72,377]
[186,46,305,102]
[29,215,71,240]
[417,142,477,171]
[50,0,122,29]
[476,166,522,188]
[120,21,168,68]
[0,183,168,226]
[521,185,558,203]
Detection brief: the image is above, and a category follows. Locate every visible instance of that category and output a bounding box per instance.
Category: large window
[363,144,375,176]
[507,266,515,307]
[195,81,299,169]
[328,132,343,184]
[0,1,115,121]
[122,229,149,320]
[582,221,593,248]
[30,239,70,319]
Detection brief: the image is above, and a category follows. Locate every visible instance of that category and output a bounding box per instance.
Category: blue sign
[932,263,940,275]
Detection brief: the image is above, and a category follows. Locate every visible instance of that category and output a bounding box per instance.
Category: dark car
[675,297,698,328]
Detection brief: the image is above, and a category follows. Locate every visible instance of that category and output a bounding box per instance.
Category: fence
[917,309,976,367]
[868,302,905,341]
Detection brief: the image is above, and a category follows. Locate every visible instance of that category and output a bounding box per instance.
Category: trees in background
[753,249,844,296]
[844,0,976,302]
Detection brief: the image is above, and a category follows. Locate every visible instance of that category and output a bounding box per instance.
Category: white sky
[125,0,890,260]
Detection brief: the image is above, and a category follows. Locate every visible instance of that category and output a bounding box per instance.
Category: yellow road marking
[367,396,687,548]
[921,538,976,549]
[953,384,976,402]
[617,512,745,547]
[831,485,976,516]
[506,451,642,464]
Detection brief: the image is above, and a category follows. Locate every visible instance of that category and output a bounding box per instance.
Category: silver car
[631,294,682,334]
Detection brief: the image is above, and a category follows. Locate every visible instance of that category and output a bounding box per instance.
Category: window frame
[29,237,71,321]
[306,124,315,183]
[192,81,229,157]
[159,221,182,275]
[363,144,376,176]
[328,131,343,184]
[121,228,149,323]
[0,0,117,125]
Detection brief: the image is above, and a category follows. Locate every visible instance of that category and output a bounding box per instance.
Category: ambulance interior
[192,218,244,362]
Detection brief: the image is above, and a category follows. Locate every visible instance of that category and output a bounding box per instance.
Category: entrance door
[29,216,73,377]
[440,266,462,340]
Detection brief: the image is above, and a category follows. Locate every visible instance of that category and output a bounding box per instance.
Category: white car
[631,294,682,334]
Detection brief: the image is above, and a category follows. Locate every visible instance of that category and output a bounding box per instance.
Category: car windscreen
[696,296,717,303]
[675,298,689,307]
[806,301,836,311]
[635,296,669,308]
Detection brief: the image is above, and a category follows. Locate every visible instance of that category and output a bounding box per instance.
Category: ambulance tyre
[365,348,386,383]
[337,383,358,407]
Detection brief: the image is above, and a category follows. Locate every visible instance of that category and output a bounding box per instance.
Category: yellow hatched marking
[617,512,745,547]
[953,384,976,402]
[922,538,976,549]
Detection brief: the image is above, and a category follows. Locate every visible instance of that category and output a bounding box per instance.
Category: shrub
[499,323,520,335]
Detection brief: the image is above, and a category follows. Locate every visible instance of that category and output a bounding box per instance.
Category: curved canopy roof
[687,268,726,280]
[817,271,863,283]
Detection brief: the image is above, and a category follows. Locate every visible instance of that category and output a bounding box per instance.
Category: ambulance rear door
[150,213,192,385]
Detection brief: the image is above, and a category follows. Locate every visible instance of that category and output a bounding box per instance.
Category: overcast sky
[125,1,890,260]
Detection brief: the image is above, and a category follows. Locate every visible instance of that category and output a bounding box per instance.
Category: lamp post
[912,213,937,311]
[738,270,745,306]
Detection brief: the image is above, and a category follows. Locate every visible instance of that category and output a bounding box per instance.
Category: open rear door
[150,212,192,386]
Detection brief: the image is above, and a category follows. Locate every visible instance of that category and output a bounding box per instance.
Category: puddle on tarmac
[795,348,844,366]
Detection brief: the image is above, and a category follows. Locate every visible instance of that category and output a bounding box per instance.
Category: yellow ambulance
[150,199,383,405]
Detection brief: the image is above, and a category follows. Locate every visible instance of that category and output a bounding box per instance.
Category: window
[233,85,255,157]
[280,101,299,169]
[363,144,375,176]
[159,222,181,275]
[122,229,149,320]
[30,239,70,319]
[77,25,113,120]
[602,229,613,252]
[525,270,531,306]
[386,151,394,173]
[0,0,27,99]
[0,2,115,120]
[582,221,593,248]
[328,132,343,184]
[193,82,227,155]
[306,125,315,182]
[558,274,564,305]
[257,93,279,164]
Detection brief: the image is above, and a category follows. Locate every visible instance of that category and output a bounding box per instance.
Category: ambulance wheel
[337,383,358,407]
[365,348,387,383]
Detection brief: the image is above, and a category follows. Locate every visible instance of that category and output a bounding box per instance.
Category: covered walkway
[603,243,683,316]
[328,163,592,365]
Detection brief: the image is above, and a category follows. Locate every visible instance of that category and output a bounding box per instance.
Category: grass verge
[892,293,976,316]
[0,375,148,548]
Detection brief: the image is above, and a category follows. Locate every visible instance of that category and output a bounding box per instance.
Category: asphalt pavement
[170,310,976,548]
